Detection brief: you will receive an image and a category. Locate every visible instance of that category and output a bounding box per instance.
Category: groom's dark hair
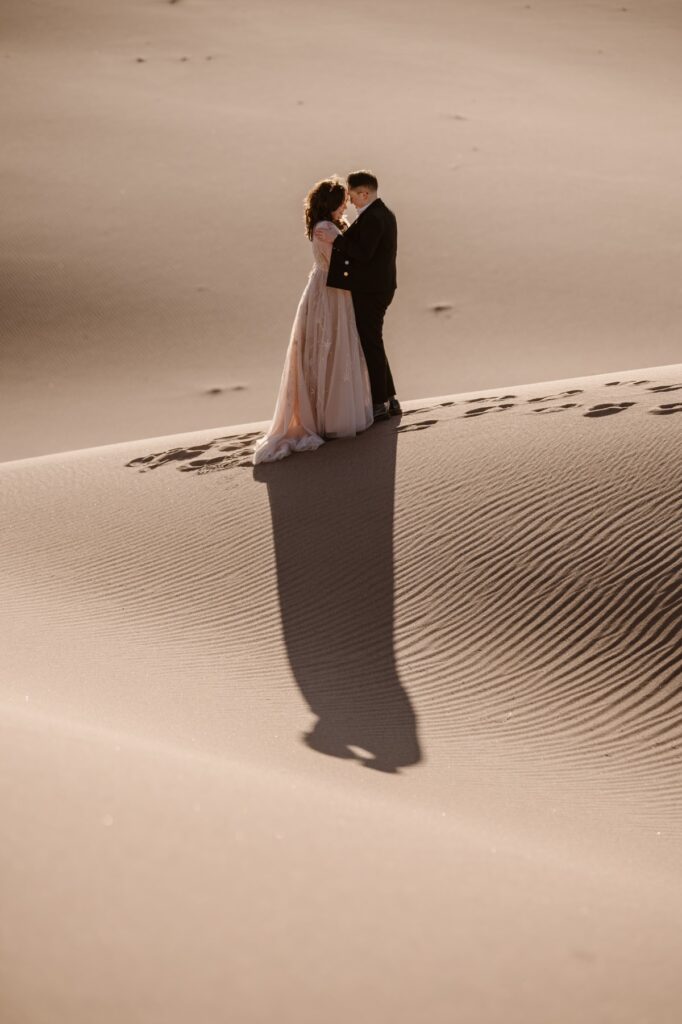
[347,170,378,191]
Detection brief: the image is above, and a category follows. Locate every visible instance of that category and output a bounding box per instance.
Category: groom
[315,170,400,421]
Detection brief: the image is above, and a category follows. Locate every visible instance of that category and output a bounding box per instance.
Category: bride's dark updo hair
[304,176,348,240]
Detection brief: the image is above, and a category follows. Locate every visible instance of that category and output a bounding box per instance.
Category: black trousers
[351,289,396,404]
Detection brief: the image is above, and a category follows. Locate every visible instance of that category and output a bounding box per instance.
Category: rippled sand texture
[1,366,681,1024]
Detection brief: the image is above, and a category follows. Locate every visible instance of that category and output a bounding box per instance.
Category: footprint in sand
[465,394,516,404]
[584,403,635,418]
[180,453,253,472]
[532,403,580,414]
[204,385,247,396]
[182,455,229,470]
[464,403,515,417]
[650,403,682,416]
[604,380,650,387]
[179,445,255,473]
[648,384,682,393]
[127,444,213,470]
[402,401,457,418]
[127,432,261,473]
[397,420,438,433]
[527,389,583,403]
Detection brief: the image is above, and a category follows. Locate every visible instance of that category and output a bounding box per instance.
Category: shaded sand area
[3,0,682,460]
[2,365,682,1023]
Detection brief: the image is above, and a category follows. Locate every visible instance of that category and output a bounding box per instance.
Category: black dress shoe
[373,401,390,421]
[388,396,402,416]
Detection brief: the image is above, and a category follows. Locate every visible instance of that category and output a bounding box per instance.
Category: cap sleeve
[316,219,341,233]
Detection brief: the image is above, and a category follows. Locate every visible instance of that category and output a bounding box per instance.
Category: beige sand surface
[3,1,682,1019]
[2,0,682,460]
[2,365,681,1022]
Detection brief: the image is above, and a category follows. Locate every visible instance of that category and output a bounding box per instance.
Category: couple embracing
[253,170,400,465]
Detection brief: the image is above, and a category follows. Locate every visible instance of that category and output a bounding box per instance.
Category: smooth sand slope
[2,365,681,1024]
[2,0,682,460]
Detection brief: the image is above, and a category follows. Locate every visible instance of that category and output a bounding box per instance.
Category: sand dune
[3,0,682,460]
[4,1,682,1018]
[2,364,681,1023]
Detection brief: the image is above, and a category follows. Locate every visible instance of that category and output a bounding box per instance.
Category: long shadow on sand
[254,421,422,774]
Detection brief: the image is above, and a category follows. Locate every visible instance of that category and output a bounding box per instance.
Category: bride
[252,177,373,465]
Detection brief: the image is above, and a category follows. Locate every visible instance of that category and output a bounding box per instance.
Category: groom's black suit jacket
[326,198,397,295]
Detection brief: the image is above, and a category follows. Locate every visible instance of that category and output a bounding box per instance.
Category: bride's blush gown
[253,221,373,465]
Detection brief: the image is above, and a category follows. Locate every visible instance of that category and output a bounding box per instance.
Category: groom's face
[348,186,370,209]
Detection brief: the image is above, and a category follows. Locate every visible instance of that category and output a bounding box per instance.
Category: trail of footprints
[398,379,682,432]
[126,381,682,474]
[126,432,261,474]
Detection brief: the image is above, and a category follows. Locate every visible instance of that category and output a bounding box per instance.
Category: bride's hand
[313,224,337,243]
